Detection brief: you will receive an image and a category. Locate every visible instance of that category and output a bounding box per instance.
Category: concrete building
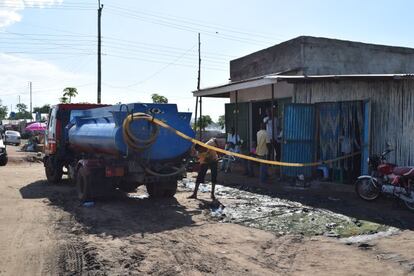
[193,36,414,180]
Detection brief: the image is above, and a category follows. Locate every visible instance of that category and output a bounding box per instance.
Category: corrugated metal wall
[317,102,340,165]
[294,80,414,166]
[282,104,316,177]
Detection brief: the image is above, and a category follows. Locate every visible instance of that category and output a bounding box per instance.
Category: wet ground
[181,179,394,238]
[1,148,414,275]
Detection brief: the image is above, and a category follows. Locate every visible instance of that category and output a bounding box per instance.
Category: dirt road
[1,152,413,275]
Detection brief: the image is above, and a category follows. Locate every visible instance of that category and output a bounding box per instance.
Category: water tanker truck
[43,103,194,201]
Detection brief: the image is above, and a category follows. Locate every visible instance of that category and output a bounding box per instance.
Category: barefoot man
[188,138,219,200]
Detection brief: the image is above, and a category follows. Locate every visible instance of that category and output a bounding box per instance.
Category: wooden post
[97,1,103,103]
[271,84,275,160]
[235,90,239,138]
[197,33,201,91]
[194,96,199,132]
[198,97,203,140]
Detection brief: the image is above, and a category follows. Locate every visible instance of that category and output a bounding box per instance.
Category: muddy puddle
[180,178,396,238]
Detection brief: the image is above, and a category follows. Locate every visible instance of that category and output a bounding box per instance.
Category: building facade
[193,36,414,179]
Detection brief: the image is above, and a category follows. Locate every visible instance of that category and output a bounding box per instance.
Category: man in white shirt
[263,108,278,159]
[256,123,269,183]
[226,127,240,147]
[221,127,241,172]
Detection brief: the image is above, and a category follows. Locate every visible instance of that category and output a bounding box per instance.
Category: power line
[1,31,237,59]
[103,43,198,89]
[105,4,288,41]
[104,53,226,72]
[105,8,272,47]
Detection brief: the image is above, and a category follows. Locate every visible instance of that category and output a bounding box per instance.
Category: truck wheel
[146,181,177,198]
[76,167,93,202]
[164,181,178,197]
[45,156,63,184]
[0,156,8,166]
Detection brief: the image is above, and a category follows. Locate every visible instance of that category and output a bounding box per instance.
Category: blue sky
[0,0,414,120]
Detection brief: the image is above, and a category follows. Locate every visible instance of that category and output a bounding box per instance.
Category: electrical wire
[105,8,272,47]
[105,4,287,43]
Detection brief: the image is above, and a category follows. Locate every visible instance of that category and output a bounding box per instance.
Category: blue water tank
[67,103,194,161]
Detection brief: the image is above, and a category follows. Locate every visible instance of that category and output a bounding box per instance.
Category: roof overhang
[192,75,278,97]
[266,73,414,82]
[192,73,414,98]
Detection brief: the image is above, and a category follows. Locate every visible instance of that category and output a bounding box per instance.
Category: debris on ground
[181,178,392,238]
[82,201,95,208]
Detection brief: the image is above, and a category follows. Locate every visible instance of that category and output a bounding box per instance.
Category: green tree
[151,93,168,103]
[15,103,31,119]
[217,115,225,129]
[59,96,69,104]
[33,104,51,114]
[63,87,78,103]
[195,115,213,131]
[0,100,8,120]
[16,103,27,113]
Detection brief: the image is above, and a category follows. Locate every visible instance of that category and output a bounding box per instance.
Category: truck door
[45,107,57,155]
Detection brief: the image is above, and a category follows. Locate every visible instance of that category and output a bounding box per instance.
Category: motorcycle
[355,145,414,211]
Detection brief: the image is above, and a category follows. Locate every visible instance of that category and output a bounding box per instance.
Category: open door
[281,104,316,177]
[225,103,249,146]
[361,100,371,175]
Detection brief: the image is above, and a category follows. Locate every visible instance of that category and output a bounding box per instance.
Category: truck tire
[164,181,178,197]
[0,156,7,166]
[76,167,93,202]
[45,156,63,184]
[146,181,177,198]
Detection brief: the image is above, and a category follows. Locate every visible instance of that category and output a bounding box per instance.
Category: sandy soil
[0,150,413,275]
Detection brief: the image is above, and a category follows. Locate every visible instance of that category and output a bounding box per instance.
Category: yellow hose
[122,113,159,151]
[123,112,360,167]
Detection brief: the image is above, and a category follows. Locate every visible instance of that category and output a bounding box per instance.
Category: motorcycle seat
[393,167,414,177]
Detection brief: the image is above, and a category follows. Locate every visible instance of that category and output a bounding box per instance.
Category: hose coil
[122,113,159,151]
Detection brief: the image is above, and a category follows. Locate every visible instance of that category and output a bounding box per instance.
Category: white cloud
[0,53,95,110]
[0,0,63,28]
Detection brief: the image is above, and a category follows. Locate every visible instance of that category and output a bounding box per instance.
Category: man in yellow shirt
[188,138,219,200]
[256,123,269,183]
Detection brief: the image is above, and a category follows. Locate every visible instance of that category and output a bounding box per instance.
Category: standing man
[226,127,240,147]
[256,123,269,183]
[188,138,219,200]
[221,126,241,172]
[263,108,278,160]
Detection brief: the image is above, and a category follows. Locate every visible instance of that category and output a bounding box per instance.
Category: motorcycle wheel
[404,199,414,212]
[355,178,380,201]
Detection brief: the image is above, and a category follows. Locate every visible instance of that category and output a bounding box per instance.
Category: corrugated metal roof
[192,73,414,97]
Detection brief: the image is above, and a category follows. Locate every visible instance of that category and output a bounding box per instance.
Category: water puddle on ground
[180,179,396,238]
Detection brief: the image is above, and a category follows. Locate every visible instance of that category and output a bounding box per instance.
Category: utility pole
[29,81,32,115]
[97,0,103,103]
[18,95,20,105]
[197,33,201,91]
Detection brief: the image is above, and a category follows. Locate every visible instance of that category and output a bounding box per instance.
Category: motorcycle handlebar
[381,148,394,159]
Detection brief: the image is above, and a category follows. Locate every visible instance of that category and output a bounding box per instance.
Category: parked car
[4,130,21,146]
[0,138,7,166]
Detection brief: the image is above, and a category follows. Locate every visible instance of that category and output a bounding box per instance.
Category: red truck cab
[44,103,108,182]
